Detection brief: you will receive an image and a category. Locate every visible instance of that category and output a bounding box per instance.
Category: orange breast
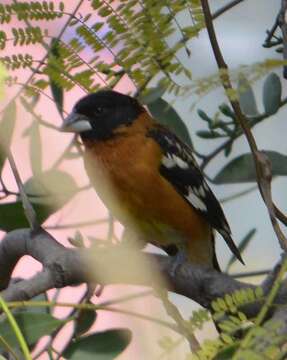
[82,114,214,266]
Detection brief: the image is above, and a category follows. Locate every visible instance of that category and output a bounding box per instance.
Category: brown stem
[201,0,287,251]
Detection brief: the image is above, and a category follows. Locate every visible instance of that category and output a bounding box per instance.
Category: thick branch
[0,229,287,324]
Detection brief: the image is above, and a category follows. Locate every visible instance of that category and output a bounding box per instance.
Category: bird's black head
[61,90,144,141]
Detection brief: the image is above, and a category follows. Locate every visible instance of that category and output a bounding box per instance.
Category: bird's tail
[220,229,245,265]
[211,232,221,272]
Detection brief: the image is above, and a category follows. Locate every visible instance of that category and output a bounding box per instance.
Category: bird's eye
[94,107,104,115]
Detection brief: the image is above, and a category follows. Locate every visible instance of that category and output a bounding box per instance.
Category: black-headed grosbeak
[61,90,243,271]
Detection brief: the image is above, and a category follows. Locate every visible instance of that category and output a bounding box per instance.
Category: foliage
[0,0,286,359]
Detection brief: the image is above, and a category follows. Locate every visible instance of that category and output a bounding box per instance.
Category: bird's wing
[147,125,243,264]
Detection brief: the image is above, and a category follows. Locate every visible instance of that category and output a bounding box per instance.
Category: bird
[61,90,243,271]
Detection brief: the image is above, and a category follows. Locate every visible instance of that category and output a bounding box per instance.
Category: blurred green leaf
[197,130,223,139]
[49,38,64,117]
[147,98,192,146]
[0,312,66,351]
[224,142,233,157]
[13,293,52,352]
[68,230,85,248]
[139,86,166,105]
[214,151,287,184]
[218,103,235,119]
[63,329,131,359]
[64,151,81,160]
[197,109,213,123]
[23,169,78,207]
[0,170,78,231]
[0,202,49,232]
[0,101,16,174]
[263,73,282,115]
[74,305,97,337]
[22,293,50,315]
[28,121,42,177]
[237,75,258,116]
[226,228,256,271]
[214,344,238,360]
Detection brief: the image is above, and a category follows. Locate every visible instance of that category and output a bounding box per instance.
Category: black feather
[147,126,244,265]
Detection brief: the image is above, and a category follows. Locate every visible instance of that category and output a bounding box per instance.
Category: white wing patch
[162,153,189,169]
[173,154,189,169]
[198,185,206,197]
[185,187,207,211]
[162,154,175,168]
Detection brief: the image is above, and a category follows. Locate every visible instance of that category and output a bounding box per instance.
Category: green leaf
[139,86,166,105]
[197,109,213,123]
[0,170,78,231]
[49,38,64,117]
[74,306,97,337]
[0,202,47,232]
[23,169,78,208]
[28,121,42,176]
[0,312,66,350]
[64,151,81,160]
[226,228,256,271]
[237,75,258,116]
[214,344,238,360]
[147,98,193,147]
[224,141,233,157]
[218,103,235,119]
[0,101,16,174]
[63,329,131,360]
[213,151,287,184]
[263,73,282,115]
[197,130,223,139]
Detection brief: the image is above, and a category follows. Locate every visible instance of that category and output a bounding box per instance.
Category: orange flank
[83,113,214,267]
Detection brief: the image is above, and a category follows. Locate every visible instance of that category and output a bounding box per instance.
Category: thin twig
[263,11,281,47]
[200,97,287,171]
[201,0,287,251]
[220,185,258,204]
[51,135,77,169]
[8,300,180,333]
[98,289,154,307]
[165,4,191,57]
[212,0,245,20]
[6,151,38,230]
[45,218,108,230]
[255,152,287,250]
[231,269,271,279]
[279,0,287,78]
[34,287,94,360]
[156,288,200,351]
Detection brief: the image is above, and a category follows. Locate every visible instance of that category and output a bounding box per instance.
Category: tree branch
[212,0,245,20]
[201,0,287,251]
[0,228,287,325]
[6,151,38,231]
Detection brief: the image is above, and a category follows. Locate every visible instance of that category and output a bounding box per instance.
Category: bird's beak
[60,111,92,133]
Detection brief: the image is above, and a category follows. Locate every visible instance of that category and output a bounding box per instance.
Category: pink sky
[0,1,194,358]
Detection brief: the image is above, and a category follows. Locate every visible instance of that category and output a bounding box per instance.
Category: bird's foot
[170,250,187,277]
